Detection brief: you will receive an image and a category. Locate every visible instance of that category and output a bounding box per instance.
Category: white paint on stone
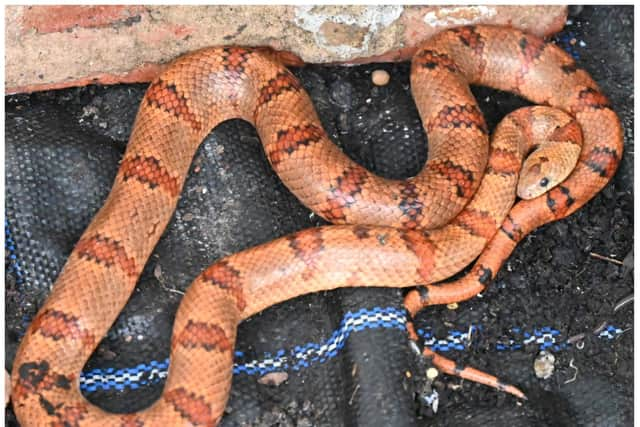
[423,5,497,27]
[293,5,404,59]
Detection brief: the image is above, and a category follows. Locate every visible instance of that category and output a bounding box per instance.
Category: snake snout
[516,108,583,200]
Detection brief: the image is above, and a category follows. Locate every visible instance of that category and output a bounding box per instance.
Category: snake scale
[12,25,622,426]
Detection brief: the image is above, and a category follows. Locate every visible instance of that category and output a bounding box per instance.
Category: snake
[11,25,622,426]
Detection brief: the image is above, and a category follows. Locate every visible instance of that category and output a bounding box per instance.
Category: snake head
[517,141,581,200]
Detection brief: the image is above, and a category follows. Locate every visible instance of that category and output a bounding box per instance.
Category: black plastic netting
[5,6,633,426]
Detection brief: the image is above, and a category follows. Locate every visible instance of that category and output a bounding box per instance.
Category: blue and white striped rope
[234,306,407,376]
[417,325,569,353]
[78,307,624,393]
[80,307,407,392]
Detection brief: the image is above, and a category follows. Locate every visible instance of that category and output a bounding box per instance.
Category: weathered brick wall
[6,5,567,94]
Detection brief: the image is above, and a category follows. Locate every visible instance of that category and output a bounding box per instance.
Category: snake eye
[539,177,549,187]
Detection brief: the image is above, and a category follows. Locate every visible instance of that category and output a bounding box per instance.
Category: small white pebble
[372,69,390,86]
[534,351,555,379]
[446,302,458,310]
[426,367,439,380]
[258,371,288,386]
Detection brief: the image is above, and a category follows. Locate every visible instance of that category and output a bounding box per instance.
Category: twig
[348,384,360,405]
[465,324,474,349]
[589,252,624,265]
[564,358,579,384]
[566,333,585,345]
[614,293,634,312]
[593,321,608,335]
[161,284,185,296]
